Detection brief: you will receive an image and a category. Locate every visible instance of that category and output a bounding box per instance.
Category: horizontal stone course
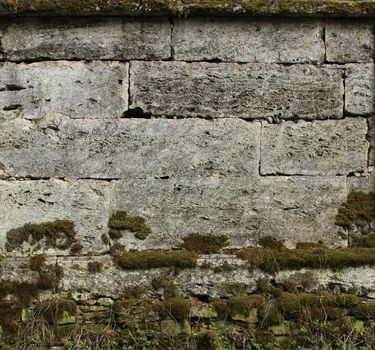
[130,61,344,120]
[261,118,369,176]
[1,17,171,61]
[345,64,375,115]
[0,61,128,121]
[0,118,261,179]
[173,18,324,63]
[326,20,375,63]
[0,176,347,254]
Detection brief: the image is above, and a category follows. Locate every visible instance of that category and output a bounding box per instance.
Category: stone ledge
[0,0,374,17]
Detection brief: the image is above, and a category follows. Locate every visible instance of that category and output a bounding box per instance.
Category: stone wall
[0,17,374,253]
[0,10,375,348]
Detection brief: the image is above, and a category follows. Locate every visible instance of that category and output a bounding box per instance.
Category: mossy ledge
[0,0,373,17]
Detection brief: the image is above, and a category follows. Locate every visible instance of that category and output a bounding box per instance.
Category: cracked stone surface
[0,118,261,179]
[0,61,128,121]
[345,63,375,115]
[173,18,324,63]
[130,62,344,120]
[1,17,171,61]
[326,19,375,63]
[261,118,369,176]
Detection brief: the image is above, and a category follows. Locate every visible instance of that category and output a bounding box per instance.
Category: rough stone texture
[326,20,375,63]
[261,118,369,176]
[130,61,344,120]
[173,18,324,63]
[111,176,347,249]
[345,63,375,115]
[369,117,375,166]
[0,179,114,254]
[346,173,375,193]
[0,61,128,121]
[0,176,347,254]
[0,118,260,179]
[2,17,171,61]
[0,0,374,17]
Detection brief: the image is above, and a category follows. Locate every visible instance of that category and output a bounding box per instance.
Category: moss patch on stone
[5,220,77,252]
[336,191,375,233]
[108,211,151,240]
[112,249,197,270]
[181,233,228,254]
[236,246,375,273]
[156,298,191,322]
[35,298,77,325]
[87,261,103,274]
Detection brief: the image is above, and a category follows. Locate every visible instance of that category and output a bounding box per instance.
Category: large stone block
[326,20,374,63]
[173,18,324,63]
[111,176,347,249]
[261,118,369,176]
[345,64,374,115]
[0,179,115,254]
[0,61,128,121]
[130,61,344,120]
[0,118,260,179]
[2,17,171,61]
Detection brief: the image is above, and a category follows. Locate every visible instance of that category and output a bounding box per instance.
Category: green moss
[258,236,285,251]
[156,298,191,322]
[69,242,83,254]
[5,220,77,252]
[181,233,228,254]
[151,276,179,298]
[0,300,22,333]
[87,261,103,274]
[112,250,197,270]
[108,211,151,240]
[350,233,375,248]
[236,247,375,273]
[29,254,47,271]
[296,242,325,249]
[336,191,375,233]
[36,264,64,290]
[257,302,284,328]
[196,331,223,350]
[121,285,147,299]
[35,298,77,325]
[101,233,110,245]
[0,280,39,306]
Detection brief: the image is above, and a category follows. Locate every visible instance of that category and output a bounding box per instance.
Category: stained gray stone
[2,17,171,61]
[0,118,261,179]
[345,64,375,115]
[130,62,344,120]
[0,179,114,255]
[326,20,374,63]
[261,118,369,176]
[0,61,128,121]
[173,18,324,63]
[0,175,347,254]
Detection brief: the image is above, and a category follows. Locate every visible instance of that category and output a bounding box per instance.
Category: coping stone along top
[0,0,374,17]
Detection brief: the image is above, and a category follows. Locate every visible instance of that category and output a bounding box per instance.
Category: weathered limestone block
[346,172,375,193]
[112,176,347,249]
[130,62,344,119]
[2,17,171,61]
[261,118,369,176]
[0,61,128,121]
[326,20,374,63]
[173,18,324,63]
[0,118,261,179]
[0,179,115,254]
[345,63,375,115]
[0,176,347,254]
